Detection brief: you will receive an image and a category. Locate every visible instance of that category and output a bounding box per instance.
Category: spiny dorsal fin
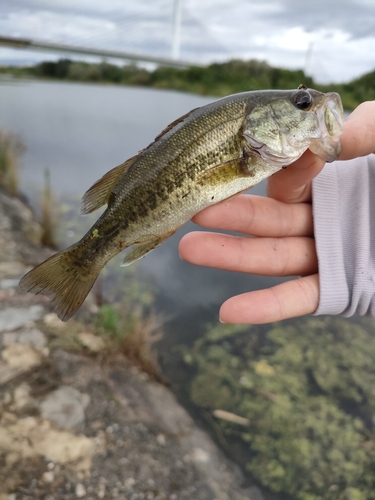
[81,106,200,215]
[80,155,138,215]
[147,107,200,146]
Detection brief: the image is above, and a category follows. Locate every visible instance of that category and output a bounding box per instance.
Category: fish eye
[292,90,312,111]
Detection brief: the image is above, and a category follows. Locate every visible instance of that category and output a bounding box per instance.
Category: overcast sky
[1,0,375,84]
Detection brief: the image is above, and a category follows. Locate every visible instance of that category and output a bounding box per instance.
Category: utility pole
[172,0,183,60]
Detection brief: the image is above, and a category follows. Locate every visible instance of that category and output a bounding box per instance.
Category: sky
[1,0,375,84]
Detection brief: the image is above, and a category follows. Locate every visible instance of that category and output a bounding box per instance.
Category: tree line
[2,58,374,110]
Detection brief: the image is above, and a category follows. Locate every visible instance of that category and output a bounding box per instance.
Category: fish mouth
[309,92,344,162]
[245,135,302,167]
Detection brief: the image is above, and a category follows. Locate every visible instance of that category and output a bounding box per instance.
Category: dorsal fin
[80,155,138,215]
[145,107,200,148]
[80,106,200,215]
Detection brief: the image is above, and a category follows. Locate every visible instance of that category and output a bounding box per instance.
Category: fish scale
[19,87,343,321]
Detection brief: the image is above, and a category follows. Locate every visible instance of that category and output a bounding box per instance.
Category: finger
[339,101,375,160]
[267,149,324,203]
[192,194,313,237]
[219,274,319,324]
[179,232,318,276]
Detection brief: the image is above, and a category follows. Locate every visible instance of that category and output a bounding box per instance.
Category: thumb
[267,149,325,203]
[338,101,375,160]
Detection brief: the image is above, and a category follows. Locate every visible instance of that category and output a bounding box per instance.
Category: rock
[0,305,44,332]
[0,261,28,279]
[0,343,43,385]
[1,343,43,370]
[2,328,47,350]
[0,279,21,290]
[77,332,106,353]
[106,364,254,500]
[0,362,22,386]
[190,447,211,464]
[39,386,91,431]
[12,383,32,410]
[0,416,94,470]
[0,189,52,265]
[43,312,65,329]
[124,477,136,489]
[156,433,166,446]
[97,483,106,498]
[75,483,86,498]
[42,471,55,483]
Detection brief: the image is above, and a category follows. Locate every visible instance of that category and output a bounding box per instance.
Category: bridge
[0,35,201,69]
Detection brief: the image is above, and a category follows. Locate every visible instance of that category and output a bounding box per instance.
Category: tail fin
[19,249,101,322]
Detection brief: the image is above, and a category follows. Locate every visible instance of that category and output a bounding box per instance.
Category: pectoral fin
[197,155,256,186]
[81,155,138,214]
[121,230,177,266]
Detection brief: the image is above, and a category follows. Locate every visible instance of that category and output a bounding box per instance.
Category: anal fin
[121,230,177,267]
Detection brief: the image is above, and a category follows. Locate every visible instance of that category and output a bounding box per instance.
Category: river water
[0,78,285,352]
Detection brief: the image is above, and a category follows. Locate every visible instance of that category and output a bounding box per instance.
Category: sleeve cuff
[312,156,375,317]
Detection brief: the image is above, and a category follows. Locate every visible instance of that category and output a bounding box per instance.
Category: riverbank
[0,187,263,500]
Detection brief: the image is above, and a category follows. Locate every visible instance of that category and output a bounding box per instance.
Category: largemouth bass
[19,85,343,321]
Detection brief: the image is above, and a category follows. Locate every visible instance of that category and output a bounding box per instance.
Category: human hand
[179,101,375,324]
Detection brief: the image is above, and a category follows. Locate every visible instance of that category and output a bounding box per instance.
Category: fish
[19,85,344,321]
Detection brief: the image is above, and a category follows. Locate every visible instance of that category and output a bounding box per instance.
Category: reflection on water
[0,79,286,341]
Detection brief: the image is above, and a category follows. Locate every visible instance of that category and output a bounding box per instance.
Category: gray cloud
[258,0,375,39]
[1,0,375,82]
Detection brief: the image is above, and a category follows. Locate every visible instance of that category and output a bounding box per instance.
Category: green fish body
[19,86,343,320]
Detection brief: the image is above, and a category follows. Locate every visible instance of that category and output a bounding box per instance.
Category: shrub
[0,129,25,196]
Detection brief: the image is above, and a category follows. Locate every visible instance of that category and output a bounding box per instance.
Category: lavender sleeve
[312,154,375,316]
